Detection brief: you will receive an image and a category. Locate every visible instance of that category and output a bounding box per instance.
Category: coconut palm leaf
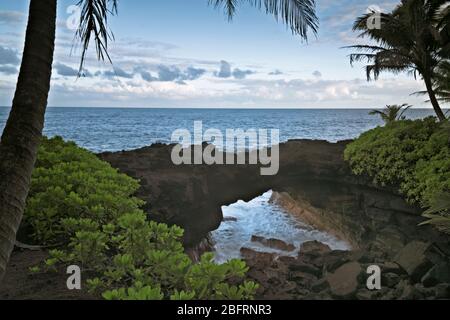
[210,0,318,38]
[369,104,412,124]
[76,0,118,74]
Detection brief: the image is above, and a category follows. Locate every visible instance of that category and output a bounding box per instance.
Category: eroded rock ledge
[99,140,450,299]
[99,140,439,248]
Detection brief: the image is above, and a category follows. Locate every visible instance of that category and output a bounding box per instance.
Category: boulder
[394,241,433,282]
[380,262,404,275]
[240,248,276,266]
[397,280,425,300]
[300,241,332,257]
[311,278,330,293]
[414,283,436,298]
[289,271,318,288]
[251,236,296,252]
[434,283,450,299]
[372,225,406,257]
[321,251,351,272]
[399,284,418,300]
[356,289,377,300]
[326,262,362,299]
[289,261,322,277]
[382,272,401,288]
[421,262,450,288]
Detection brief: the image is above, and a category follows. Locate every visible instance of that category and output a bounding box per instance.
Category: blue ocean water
[0,107,438,152]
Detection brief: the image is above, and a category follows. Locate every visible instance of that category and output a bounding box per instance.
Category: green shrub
[25,136,144,245]
[344,117,449,206]
[344,118,450,234]
[28,137,258,300]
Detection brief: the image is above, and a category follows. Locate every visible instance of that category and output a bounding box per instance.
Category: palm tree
[0,0,318,282]
[346,0,447,121]
[369,104,412,124]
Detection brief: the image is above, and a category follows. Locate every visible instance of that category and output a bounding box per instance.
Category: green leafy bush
[344,118,450,233]
[25,136,143,245]
[344,117,449,206]
[28,137,258,300]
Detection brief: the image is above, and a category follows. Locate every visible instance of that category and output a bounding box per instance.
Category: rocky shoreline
[99,140,450,300]
[240,239,450,300]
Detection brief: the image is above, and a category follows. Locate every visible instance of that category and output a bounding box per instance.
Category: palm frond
[75,0,118,75]
[420,192,450,235]
[369,104,412,124]
[209,0,238,19]
[211,0,318,39]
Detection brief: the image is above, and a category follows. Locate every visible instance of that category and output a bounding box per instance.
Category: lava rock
[300,241,332,257]
[251,235,296,252]
[394,241,433,282]
[240,247,276,266]
[382,272,401,288]
[434,283,450,299]
[289,261,322,277]
[380,262,404,275]
[311,278,330,293]
[326,262,362,299]
[421,262,450,288]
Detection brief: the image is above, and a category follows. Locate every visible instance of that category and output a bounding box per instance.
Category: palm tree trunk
[424,74,447,121]
[0,0,57,283]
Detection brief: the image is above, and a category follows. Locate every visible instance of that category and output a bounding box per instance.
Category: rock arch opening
[211,190,350,263]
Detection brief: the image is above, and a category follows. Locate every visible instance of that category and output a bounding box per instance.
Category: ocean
[0,107,439,152]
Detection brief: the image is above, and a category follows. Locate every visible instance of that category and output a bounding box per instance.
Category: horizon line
[0,106,446,110]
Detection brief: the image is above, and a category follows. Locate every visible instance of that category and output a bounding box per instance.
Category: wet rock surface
[251,236,296,252]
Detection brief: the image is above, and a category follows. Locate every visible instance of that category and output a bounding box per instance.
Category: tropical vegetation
[26,137,258,300]
[369,104,412,124]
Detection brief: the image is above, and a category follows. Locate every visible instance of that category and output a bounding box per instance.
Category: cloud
[313,70,322,78]
[0,65,17,75]
[269,70,283,76]
[215,60,256,79]
[0,11,25,25]
[139,70,158,82]
[0,46,19,65]
[54,63,93,77]
[157,65,182,82]
[54,63,77,77]
[136,65,206,82]
[216,60,232,78]
[232,68,254,79]
[102,67,134,79]
[184,67,206,80]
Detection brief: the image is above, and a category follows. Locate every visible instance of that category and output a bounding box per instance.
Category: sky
[0,0,433,108]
